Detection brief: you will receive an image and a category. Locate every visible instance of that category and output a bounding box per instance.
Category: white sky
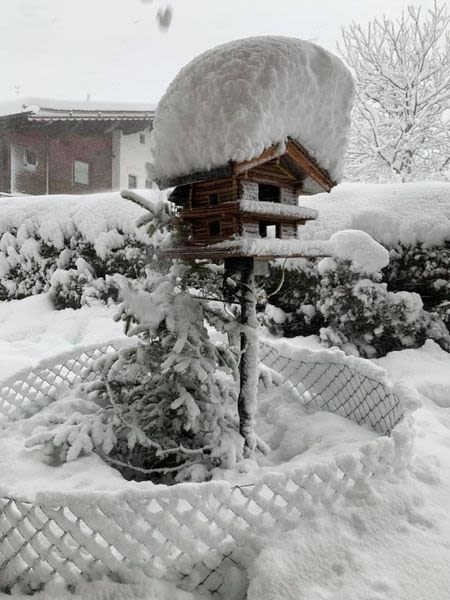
[0,0,439,105]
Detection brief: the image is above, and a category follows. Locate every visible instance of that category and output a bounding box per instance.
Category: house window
[209,193,219,206]
[24,149,38,168]
[73,160,90,185]
[145,179,152,189]
[258,184,280,203]
[208,220,221,236]
[128,175,138,189]
[139,134,146,144]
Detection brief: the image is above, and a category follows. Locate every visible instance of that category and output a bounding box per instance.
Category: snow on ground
[0,294,124,379]
[0,574,194,600]
[2,298,450,599]
[0,297,377,499]
[300,181,450,246]
[248,340,450,600]
[150,36,353,183]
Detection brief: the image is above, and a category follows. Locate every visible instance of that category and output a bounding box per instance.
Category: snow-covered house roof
[0,98,155,129]
[150,36,354,186]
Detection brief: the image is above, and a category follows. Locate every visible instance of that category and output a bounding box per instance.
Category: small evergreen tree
[26,192,245,483]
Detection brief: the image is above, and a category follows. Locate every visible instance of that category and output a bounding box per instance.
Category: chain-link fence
[259,343,403,435]
[0,338,408,598]
[0,340,131,423]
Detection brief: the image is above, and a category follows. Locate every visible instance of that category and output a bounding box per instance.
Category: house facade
[0,99,155,196]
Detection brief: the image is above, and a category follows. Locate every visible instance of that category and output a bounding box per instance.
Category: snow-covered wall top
[300,182,450,247]
[150,36,354,184]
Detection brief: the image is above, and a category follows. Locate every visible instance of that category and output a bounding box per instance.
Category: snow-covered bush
[0,192,153,308]
[317,259,449,357]
[264,249,450,358]
[260,261,323,336]
[26,193,246,484]
[385,243,450,323]
[264,184,450,354]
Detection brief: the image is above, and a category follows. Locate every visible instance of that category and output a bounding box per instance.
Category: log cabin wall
[186,213,238,244]
[245,158,299,190]
[191,177,237,208]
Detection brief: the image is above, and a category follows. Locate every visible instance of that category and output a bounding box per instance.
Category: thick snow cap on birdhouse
[150,36,354,186]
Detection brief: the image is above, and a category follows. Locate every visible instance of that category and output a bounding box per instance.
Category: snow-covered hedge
[0,192,154,308]
[265,182,450,357]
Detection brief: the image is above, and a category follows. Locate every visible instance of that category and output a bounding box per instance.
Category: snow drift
[150,36,354,184]
[301,182,450,247]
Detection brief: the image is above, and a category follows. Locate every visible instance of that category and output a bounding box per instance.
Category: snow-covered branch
[339,0,450,182]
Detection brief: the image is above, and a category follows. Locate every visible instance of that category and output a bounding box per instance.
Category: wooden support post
[237,257,258,454]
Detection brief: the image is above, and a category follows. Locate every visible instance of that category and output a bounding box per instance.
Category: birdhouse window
[258,184,280,203]
[209,220,221,236]
[209,193,219,206]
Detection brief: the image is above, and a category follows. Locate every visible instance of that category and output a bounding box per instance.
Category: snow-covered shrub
[317,259,449,357]
[263,237,450,357]
[26,193,246,484]
[0,192,154,308]
[384,243,450,318]
[260,261,323,336]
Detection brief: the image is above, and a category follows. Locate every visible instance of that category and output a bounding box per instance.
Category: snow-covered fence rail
[0,427,412,598]
[0,338,410,598]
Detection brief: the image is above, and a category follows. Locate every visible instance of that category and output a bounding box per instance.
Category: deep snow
[2,297,450,599]
[301,181,450,247]
[150,36,354,183]
[0,294,123,379]
[248,340,450,600]
[0,295,376,499]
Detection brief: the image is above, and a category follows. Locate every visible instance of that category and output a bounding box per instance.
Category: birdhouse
[158,138,335,260]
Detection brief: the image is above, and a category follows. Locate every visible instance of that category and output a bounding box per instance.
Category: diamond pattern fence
[0,338,410,598]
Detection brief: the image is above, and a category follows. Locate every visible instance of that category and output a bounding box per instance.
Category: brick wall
[9,130,49,195]
[48,133,112,194]
[3,128,113,195]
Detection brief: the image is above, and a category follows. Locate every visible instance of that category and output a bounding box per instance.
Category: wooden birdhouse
[158,137,335,261]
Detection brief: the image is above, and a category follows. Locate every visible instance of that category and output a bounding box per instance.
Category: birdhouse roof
[150,36,354,186]
[157,138,335,192]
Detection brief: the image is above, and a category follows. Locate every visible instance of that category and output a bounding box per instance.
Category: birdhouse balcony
[177,198,318,246]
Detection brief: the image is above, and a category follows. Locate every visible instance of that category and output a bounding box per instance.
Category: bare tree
[339,1,450,182]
